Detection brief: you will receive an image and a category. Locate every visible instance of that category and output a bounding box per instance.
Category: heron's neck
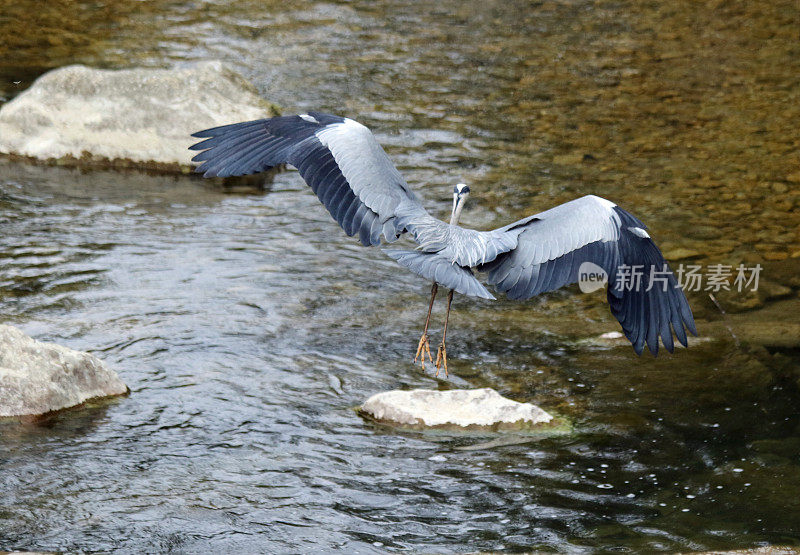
[450,201,465,226]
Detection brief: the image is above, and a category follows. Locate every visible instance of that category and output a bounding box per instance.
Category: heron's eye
[453,185,459,194]
[461,186,470,194]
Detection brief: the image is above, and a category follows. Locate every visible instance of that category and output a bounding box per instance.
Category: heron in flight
[190,112,696,375]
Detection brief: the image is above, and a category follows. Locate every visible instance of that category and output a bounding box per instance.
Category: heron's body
[190,112,696,374]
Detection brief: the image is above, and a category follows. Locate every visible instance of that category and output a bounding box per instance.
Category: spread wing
[190,111,426,246]
[479,195,697,355]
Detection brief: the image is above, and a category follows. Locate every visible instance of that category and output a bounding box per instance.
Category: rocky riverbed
[0,0,798,553]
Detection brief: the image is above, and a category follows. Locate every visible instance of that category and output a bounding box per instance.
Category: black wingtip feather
[612,206,696,356]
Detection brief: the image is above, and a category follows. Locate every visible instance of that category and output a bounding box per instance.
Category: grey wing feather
[478,195,697,356]
[315,120,417,216]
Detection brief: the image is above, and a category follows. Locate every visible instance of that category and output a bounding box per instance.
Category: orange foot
[414,333,433,370]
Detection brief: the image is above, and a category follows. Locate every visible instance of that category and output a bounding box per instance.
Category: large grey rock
[360,388,553,431]
[0,62,279,171]
[0,325,128,417]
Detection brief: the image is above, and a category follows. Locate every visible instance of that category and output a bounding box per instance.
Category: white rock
[0,61,278,170]
[360,388,553,430]
[0,325,128,417]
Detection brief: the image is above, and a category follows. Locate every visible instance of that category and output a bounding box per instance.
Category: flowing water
[1,1,799,552]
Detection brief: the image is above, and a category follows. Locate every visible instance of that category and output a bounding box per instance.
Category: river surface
[1,1,799,552]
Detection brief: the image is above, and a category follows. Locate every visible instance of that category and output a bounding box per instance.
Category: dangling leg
[414,282,438,369]
[435,289,454,377]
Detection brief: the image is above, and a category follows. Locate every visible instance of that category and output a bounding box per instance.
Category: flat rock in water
[360,388,553,431]
[0,325,128,417]
[0,61,279,170]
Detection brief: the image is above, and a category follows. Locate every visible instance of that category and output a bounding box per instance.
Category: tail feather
[384,249,495,300]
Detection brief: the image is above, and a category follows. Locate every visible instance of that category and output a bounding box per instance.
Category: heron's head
[450,183,470,225]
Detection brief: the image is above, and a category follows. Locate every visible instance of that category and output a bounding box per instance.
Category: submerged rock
[721,298,800,350]
[711,278,794,313]
[0,325,128,417]
[359,388,553,431]
[0,61,279,171]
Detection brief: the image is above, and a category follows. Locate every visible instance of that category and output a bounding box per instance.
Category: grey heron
[190,112,696,375]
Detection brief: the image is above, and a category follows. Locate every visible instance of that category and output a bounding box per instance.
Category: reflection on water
[1,1,799,552]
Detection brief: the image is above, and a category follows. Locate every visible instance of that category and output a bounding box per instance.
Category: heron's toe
[435,342,448,377]
[414,333,433,369]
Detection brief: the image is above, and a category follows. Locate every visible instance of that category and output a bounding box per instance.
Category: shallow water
[1,1,799,552]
